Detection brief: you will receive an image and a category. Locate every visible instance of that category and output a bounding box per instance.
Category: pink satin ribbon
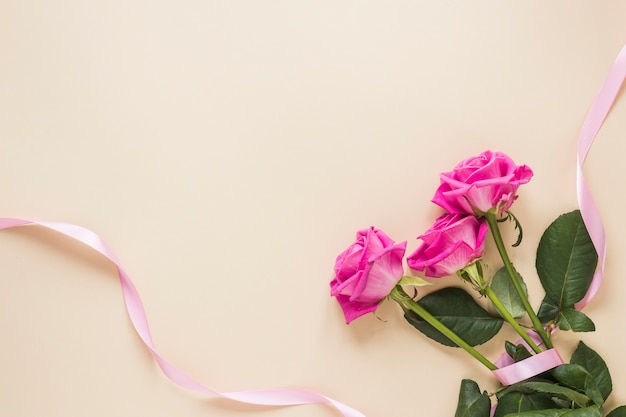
[493,349,564,386]
[575,45,626,309]
[492,44,626,386]
[0,218,365,417]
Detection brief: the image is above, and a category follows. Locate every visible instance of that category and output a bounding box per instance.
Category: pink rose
[432,150,533,215]
[330,227,407,324]
[407,213,488,278]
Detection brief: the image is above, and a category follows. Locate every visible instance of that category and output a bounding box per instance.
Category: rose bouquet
[330,151,625,417]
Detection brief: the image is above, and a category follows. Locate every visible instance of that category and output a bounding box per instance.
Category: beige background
[1,1,626,416]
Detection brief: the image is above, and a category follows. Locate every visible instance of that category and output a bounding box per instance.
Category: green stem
[390,286,498,370]
[484,213,553,349]
[484,287,542,354]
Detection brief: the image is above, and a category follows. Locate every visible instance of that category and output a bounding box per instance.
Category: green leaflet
[503,405,601,417]
[537,296,560,325]
[570,342,612,402]
[556,309,595,332]
[493,391,555,417]
[455,379,491,417]
[536,210,597,313]
[403,287,503,347]
[491,266,528,319]
[501,381,590,408]
[552,364,603,407]
[523,381,589,406]
[504,341,532,362]
[607,406,626,417]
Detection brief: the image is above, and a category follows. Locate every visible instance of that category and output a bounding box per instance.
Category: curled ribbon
[575,44,626,309]
[0,218,365,417]
[492,44,626,386]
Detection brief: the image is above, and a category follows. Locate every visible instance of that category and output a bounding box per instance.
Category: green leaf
[552,364,590,391]
[505,405,601,417]
[503,381,589,407]
[607,406,626,417]
[491,267,528,319]
[538,296,560,325]
[556,309,595,332]
[397,275,432,287]
[505,341,532,362]
[493,391,555,417]
[505,340,518,357]
[552,364,603,406]
[551,398,573,409]
[404,287,503,347]
[536,210,598,308]
[570,342,612,401]
[455,379,491,417]
[584,382,604,408]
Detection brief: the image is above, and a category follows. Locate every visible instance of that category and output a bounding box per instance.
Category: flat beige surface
[1,1,626,416]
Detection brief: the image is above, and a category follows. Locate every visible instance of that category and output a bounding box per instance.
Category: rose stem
[484,213,553,349]
[390,286,498,371]
[484,287,542,354]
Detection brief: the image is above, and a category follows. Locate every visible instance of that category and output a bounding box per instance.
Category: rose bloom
[432,150,533,215]
[407,213,488,278]
[330,227,407,324]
